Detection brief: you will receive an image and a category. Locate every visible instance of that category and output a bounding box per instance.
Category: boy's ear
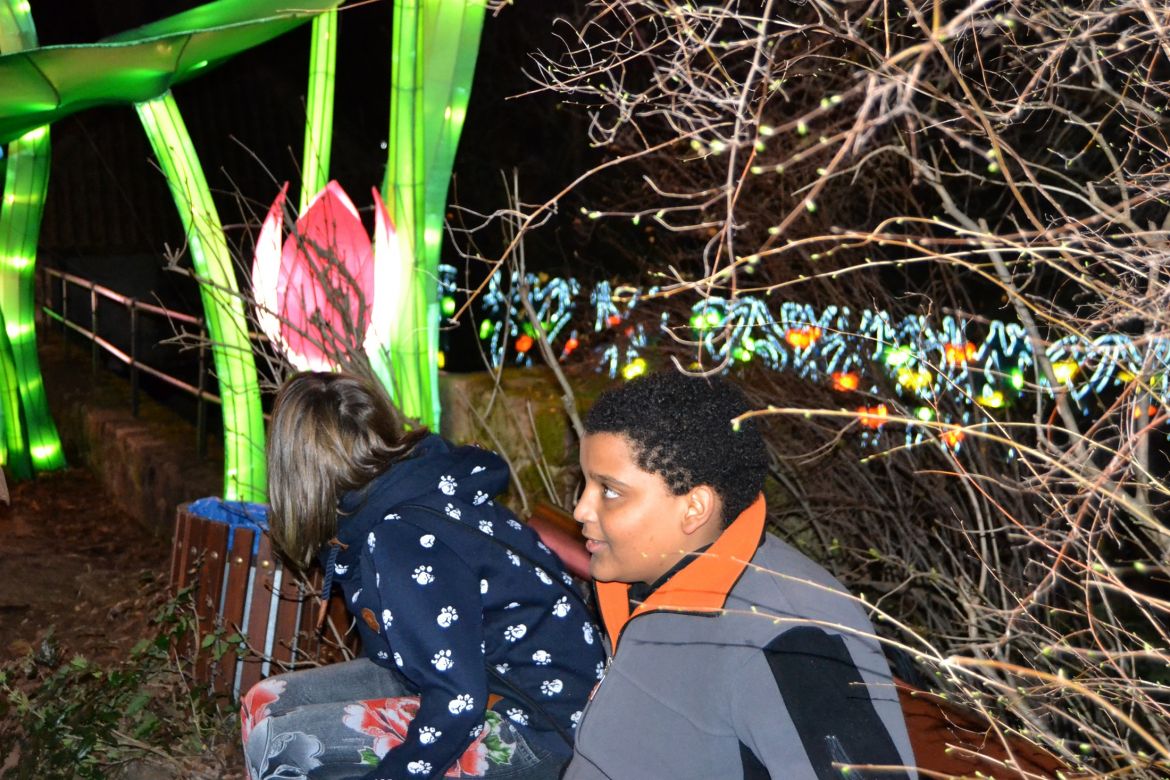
[680,485,721,536]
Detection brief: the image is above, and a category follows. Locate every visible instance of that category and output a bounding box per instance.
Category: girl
[242,372,604,780]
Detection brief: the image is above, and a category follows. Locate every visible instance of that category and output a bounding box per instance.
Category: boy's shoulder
[725,534,868,637]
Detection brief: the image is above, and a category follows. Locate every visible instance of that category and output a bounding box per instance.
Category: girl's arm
[364,519,488,779]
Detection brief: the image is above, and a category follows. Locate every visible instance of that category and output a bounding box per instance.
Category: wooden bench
[170,503,352,701]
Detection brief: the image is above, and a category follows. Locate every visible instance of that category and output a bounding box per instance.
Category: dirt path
[0,468,168,666]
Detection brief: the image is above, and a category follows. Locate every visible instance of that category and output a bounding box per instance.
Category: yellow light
[977,389,1005,409]
[622,358,647,380]
[20,127,46,142]
[1052,360,1078,384]
[424,227,442,247]
[437,350,446,369]
[6,322,33,340]
[6,255,31,270]
[897,367,931,391]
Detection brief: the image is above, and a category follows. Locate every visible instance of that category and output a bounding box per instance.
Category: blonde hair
[266,371,427,570]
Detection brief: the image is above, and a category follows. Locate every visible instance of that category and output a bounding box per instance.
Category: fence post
[60,272,68,341]
[90,282,99,372]
[196,323,207,459]
[129,298,140,417]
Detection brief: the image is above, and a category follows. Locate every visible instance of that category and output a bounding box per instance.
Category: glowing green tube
[136,91,266,501]
[378,0,485,429]
[299,9,337,212]
[0,0,65,473]
[0,306,31,479]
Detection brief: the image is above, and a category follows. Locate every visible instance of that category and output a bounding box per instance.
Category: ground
[0,469,164,667]
[0,468,244,778]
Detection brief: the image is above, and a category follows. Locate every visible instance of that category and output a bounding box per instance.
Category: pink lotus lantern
[252,181,399,371]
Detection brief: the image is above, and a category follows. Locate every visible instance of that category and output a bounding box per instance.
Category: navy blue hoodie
[325,435,605,779]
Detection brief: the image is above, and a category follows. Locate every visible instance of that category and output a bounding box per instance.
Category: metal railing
[40,266,218,458]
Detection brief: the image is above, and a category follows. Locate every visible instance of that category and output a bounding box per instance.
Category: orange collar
[596,495,766,649]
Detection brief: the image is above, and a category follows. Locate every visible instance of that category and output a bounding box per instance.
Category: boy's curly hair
[583,370,768,525]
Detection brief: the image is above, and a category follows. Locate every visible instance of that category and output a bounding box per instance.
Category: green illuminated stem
[379,0,485,429]
[136,91,266,501]
[0,0,65,474]
[0,306,31,480]
[299,9,337,212]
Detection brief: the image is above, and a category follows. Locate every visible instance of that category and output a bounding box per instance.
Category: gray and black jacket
[565,496,917,779]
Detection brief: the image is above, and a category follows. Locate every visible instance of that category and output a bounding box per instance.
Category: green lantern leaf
[0,0,340,144]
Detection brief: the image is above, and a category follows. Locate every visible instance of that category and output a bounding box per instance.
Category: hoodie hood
[323,435,510,579]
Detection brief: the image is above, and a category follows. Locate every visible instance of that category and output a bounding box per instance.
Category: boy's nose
[573,492,594,526]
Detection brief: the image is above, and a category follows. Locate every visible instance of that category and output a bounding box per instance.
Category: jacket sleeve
[730,626,912,780]
[362,518,488,780]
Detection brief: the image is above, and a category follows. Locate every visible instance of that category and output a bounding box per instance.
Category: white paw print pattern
[333,563,348,575]
[408,760,432,775]
[377,650,388,660]
[480,578,489,594]
[552,596,571,618]
[506,551,520,567]
[495,663,510,674]
[537,541,551,554]
[381,609,393,629]
[419,533,436,548]
[350,588,362,604]
[431,649,454,672]
[478,519,494,536]
[469,724,484,739]
[448,694,475,715]
[583,622,595,645]
[438,474,458,495]
[534,567,553,585]
[419,726,442,745]
[595,660,606,680]
[473,490,489,506]
[471,465,486,474]
[444,503,462,520]
[384,512,401,521]
[395,652,405,668]
[562,573,575,586]
[541,679,564,696]
[504,624,527,642]
[506,518,523,531]
[505,601,520,610]
[413,565,435,585]
[571,710,582,728]
[507,708,528,725]
[375,572,381,588]
[532,649,552,665]
[367,532,376,552]
[437,606,459,628]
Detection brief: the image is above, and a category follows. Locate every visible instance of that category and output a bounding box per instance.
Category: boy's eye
[601,485,620,500]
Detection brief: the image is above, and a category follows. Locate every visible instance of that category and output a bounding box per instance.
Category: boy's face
[574,432,707,585]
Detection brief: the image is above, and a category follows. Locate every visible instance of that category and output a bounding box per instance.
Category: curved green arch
[0,0,340,144]
[0,0,339,497]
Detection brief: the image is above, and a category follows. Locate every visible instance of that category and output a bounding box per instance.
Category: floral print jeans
[241,658,566,780]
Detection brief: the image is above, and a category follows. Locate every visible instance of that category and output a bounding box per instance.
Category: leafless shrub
[450,0,1170,774]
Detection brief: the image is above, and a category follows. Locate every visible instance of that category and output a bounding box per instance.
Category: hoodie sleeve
[362,517,488,780]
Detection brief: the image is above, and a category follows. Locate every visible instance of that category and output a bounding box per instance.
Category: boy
[566,371,916,779]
